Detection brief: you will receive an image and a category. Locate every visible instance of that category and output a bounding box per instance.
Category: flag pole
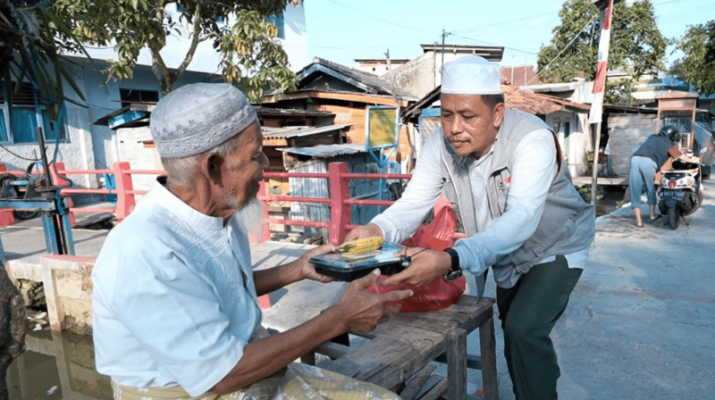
[589,0,616,207]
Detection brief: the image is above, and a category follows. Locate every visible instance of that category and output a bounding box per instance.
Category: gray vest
[438,108,595,289]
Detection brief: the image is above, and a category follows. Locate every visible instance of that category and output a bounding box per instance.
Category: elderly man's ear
[202,153,226,187]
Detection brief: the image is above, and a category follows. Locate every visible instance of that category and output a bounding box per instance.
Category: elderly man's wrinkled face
[440,94,504,161]
[218,123,268,217]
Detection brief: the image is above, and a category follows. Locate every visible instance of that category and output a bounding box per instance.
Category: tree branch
[175,2,203,81]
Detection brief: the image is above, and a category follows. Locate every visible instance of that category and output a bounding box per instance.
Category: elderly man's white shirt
[92,179,261,397]
[372,129,588,280]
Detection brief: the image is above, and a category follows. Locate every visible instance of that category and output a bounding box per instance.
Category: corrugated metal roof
[296,58,418,101]
[419,44,504,61]
[278,144,368,158]
[262,124,352,139]
[255,106,334,118]
[521,82,585,93]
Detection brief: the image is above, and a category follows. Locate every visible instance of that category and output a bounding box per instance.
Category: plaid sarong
[111,363,401,400]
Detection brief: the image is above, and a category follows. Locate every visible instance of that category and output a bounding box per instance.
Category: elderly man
[346,56,595,400]
[92,83,411,400]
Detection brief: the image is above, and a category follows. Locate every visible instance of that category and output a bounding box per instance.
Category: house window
[119,88,160,108]
[0,83,65,144]
[264,14,285,39]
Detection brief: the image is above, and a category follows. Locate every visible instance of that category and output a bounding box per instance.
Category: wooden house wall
[264,96,414,172]
[607,114,658,176]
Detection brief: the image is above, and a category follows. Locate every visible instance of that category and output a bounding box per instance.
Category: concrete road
[535,179,715,400]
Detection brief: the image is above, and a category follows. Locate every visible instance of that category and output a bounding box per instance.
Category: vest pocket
[492,169,510,216]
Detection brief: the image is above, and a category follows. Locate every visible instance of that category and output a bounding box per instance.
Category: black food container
[309,242,407,281]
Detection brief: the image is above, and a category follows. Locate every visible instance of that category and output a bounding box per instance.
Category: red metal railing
[259,162,412,243]
[1,161,412,243]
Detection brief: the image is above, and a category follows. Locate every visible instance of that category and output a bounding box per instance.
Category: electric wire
[323,0,426,32]
[0,142,41,161]
[526,15,599,85]
[449,33,538,55]
[451,11,557,35]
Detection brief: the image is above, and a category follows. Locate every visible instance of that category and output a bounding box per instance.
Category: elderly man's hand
[299,243,337,283]
[343,223,383,243]
[332,269,413,334]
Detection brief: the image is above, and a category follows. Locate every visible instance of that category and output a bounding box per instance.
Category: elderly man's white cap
[441,56,502,95]
[150,83,258,158]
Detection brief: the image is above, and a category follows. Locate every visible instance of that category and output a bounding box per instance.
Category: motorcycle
[657,152,703,230]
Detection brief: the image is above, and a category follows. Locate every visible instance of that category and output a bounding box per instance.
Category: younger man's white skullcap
[150,83,258,159]
[441,56,502,95]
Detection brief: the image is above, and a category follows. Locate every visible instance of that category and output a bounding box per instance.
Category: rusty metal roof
[403,84,590,120]
[277,144,368,158]
[502,85,590,114]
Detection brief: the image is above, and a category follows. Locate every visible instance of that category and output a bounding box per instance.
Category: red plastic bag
[369,199,466,313]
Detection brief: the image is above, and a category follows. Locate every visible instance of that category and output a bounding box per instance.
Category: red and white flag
[589,0,614,124]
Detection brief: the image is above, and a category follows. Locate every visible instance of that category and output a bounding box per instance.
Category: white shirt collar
[148,177,226,232]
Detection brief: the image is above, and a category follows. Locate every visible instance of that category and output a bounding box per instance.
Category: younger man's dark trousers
[496,255,582,400]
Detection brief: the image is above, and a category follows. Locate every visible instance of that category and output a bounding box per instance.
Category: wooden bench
[302,295,498,400]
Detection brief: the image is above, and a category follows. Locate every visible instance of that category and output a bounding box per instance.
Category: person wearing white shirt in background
[345,56,596,400]
[605,136,615,177]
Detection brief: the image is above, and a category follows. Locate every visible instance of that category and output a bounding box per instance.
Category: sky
[300,0,715,69]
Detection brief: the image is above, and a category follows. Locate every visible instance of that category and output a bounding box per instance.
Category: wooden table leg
[479,315,499,400]
[447,327,467,400]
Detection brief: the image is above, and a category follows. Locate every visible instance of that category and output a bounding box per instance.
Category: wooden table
[305,295,498,400]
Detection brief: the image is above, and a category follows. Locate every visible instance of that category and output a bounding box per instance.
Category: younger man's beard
[225,196,265,238]
[452,152,475,170]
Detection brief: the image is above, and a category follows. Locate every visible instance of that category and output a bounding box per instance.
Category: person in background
[345,56,595,400]
[92,83,411,400]
[604,135,615,177]
[629,125,686,227]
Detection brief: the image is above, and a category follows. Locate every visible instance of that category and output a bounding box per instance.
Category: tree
[1,0,90,138]
[537,0,667,104]
[676,21,715,96]
[667,59,687,82]
[53,0,299,100]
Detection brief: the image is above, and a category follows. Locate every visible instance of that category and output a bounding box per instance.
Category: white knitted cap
[441,56,502,95]
[150,83,258,159]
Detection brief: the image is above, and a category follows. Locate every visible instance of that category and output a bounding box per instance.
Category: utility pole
[441,29,447,73]
[385,49,391,73]
[433,42,438,88]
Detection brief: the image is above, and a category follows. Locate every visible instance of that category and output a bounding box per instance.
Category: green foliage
[0,0,91,124]
[537,0,600,83]
[537,0,667,104]
[219,9,296,102]
[52,0,298,98]
[667,59,687,81]
[676,21,715,96]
